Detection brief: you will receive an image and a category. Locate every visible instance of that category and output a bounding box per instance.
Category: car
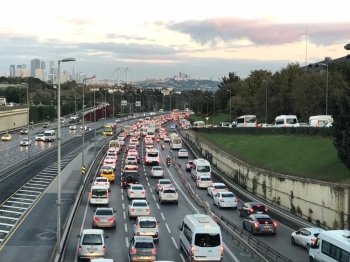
[93,177,110,191]
[128,149,140,163]
[158,187,178,205]
[115,118,122,123]
[42,122,50,128]
[117,137,124,146]
[20,128,28,135]
[127,184,146,199]
[20,138,31,146]
[1,134,12,141]
[150,166,164,178]
[103,157,116,170]
[92,207,117,228]
[128,236,157,262]
[128,200,150,218]
[130,138,139,146]
[122,166,140,188]
[207,183,228,197]
[35,133,44,141]
[106,151,118,161]
[85,126,92,131]
[70,115,77,120]
[213,191,238,209]
[89,259,114,262]
[126,143,136,152]
[177,149,188,158]
[125,155,138,166]
[290,227,324,251]
[238,202,268,217]
[118,134,125,140]
[185,160,194,172]
[195,176,212,188]
[242,214,277,235]
[155,179,173,194]
[164,136,170,142]
[99,166,115,183]
[70,125,76,130]
[133,217,159,242]
[144,144,154,153]
[76,229,109,261]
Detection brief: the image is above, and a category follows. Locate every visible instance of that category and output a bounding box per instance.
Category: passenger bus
[124,125,132,136]
[236,115,257,127]
[170,133,182,149]
[103,123,115,136]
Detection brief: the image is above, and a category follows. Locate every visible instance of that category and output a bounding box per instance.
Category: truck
[0,97,6,106]
[109,140,121,154]
[124,125,132,136]
[103,123,115,136]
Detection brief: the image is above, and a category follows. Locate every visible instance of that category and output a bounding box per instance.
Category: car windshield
[197,166,210,172]
[194,233,221,247]
[135,242,153,248]
[22,139,28,142]
[82,234,103,245]
[37,134,43,137]
[180,150,187,153]
[221,193,234,198]
[215,185,226,189]
[132,186,143,190]
[139,221,157,228]
[96,209,113,216]
[133,202,147,207]
[148,152,158,157]
[252,205,266,212]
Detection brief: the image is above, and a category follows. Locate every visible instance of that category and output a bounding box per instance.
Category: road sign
[135,101,141,107]
[205,117,209,121]
[82,166,86,174]
[121,100,127,106]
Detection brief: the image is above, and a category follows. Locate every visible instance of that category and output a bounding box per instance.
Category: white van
[273,115,299,128]
[178,214,223,262]
[236,115,257,127]
[89,185,109,206]
[43,130,56,142]
[309,115,333,127]
[191,159,211,180]
[309,230,350,262]
[193,121,205,128]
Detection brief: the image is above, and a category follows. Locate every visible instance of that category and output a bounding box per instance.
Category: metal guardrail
[174,130,293,262]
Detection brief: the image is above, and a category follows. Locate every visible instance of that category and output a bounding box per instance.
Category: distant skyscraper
[31,58,41,77]
[17,65,22,69]
[10,65,15,77]
[21,64,26,69]
[41,61,46,70]
[72,66,77,78]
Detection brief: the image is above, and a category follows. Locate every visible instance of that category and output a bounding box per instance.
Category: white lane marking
[179,254,186,262]
[160,212,165,220]
[165,223,171,233]
[125,237,129,247]
[171,236,179,249]
[144,172,147,176]
[121,188,123,193]
[122,203,125,209]
[147,182,150,186]
[152,195,156,201]
[124,223,128,232]
[149,188,152,193]
[156,203,160,209]
[121,195,124,201]
[145,177,148,181]
[123,211,126,219]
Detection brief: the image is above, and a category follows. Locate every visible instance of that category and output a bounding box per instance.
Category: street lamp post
[212,95,215,126]
[56,57,75,256]
[320,63,329,115]
[262,80,268,124]
[226,90,231,122]
[93,90,96,156]
[21,83,30,158]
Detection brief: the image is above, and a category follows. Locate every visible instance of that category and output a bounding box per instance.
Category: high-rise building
[21,64,26,69]
[72,66,77,79]
[10,65,15,77]
[41,61,46,70]
[17,65,22,69]
[31,58,41,77]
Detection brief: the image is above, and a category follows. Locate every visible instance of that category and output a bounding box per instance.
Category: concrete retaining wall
[0,108,28,133]
[180,130,350,229]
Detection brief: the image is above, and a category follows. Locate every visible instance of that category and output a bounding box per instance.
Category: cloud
[156,17,350,46]
[105,34,155,41]
[55,16,98,26]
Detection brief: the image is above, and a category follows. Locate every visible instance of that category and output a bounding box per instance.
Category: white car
[93,177,110,191]
[196,176,212,188]
[163,136,170,142]
[69,125,76,130]
[118,135,125,141]
[213,191,238,209]
[144,145,154,153]
[126,155,138,165]
[291,227,325,250]
[130,138,139,147]
[70,115,77,120]
[207,183,228,197]
[20,138,31,146]
[35,133,44,141]
[128,200,150,218]
[155,179,173,194]
[150,166,164,178]
[117,137,124,146]
[127,184,146,199]
[133,216,160,242]
[178,149,188,158]
[158,188,178,205]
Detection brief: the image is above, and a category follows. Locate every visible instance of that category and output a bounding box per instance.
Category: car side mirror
[105,235,109,238]
[113,209,117,212]
[92,210,96,212]
[77,234,80,238]
[177,225,183,231]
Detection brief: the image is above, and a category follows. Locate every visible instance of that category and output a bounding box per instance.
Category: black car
[122,172,140,188]
[238,202,268,217]
[20,128,28,135]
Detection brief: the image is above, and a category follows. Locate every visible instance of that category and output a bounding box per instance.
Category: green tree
[218,72,240,89]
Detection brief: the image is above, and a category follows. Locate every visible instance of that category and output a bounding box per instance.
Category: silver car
[20,138,31,146]
[158,188,178,205]
[77,229,109,261]
[35,133,44,141]
[150,166,164,178]
[129,236,157,262]
[243,214,277,235]
[92,207,116,228]
[133,216,160,242]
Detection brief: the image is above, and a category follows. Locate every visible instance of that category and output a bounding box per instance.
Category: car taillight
[254,222,259,228]
[136,232,140,235]
[78,246,82,252]
[130,191,134,194]
[152,248,156,254]
[146,208,149,212]
[131,208,134,212]
[235,198,238,202]
[273,222,277,227]
[89,192,92,198]
[141,191,145,194]
[135,181,139,184]
[220,199,224,202]
[311,238,316,243]
[190,245,195,255]
[93,217,100,221]
[265,208,268,212]
[108,217,115,222]
[214,188,217,191]
[106,192,109,198]
[250,208,254,213]
[220,245,224,255]
[131,247,136,254]
[225,188,228,190]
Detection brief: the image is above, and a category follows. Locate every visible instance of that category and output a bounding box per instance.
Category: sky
[0,0,349,81]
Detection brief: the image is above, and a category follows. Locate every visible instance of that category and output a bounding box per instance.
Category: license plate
[101,219,108,222]
[88,248,97,252]
[166,195,173,197]
[137,209,144,212]
[96,199,102,202]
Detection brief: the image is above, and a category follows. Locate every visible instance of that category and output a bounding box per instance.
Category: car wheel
[291,236,296,245]
[309,257,314,262]
[218,203,221,209]
[243,222,246,229]
[175,201,178,205]
[307,243,310,251]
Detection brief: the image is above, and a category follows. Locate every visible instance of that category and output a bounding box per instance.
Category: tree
[218,72,241,89]
[332,92,350,171]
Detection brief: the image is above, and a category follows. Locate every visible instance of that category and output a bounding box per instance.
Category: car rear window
[139,221,157,228]
[148,152,158,157]
[257,218,273,224]
[215,185,226,189]
[133,202,147,207]
[200,177,211,181]
[132,186,143,190]
[194,233,221,247]
[92,189,107,196]
[96,178,107,182]
[221,193,234,198]
[252,205,266,212]
[96,209,113,216]
[135,242,153,248]
[163,189,175,194]
[160,180,171,184]
[153,167,163,171]
[82,234,103,245]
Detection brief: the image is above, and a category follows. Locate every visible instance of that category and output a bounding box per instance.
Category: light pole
[226,90,231,122]
[262,80,268,124]
[135,94,140,115]
[93,90,96,156]
[21,83,30,158]
[212,95,215,126]
[162,94,164,112]
[320,63,329,115]
[56,57,75,256]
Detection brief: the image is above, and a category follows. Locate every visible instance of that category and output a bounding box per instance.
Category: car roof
[152,166,163,169]
[213,183,225,186]
[131,184,144,188]
[299,227,325,233]
[131,199,147,203]
[245,202,265,206]
[96,177,108,180]
[133,236,154,241]
[137,216,157,221]
[95,207,113,211]
[252,214,271,218]
[82,229,104,234]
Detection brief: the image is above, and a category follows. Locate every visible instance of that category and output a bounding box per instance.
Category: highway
[63,124,258,262]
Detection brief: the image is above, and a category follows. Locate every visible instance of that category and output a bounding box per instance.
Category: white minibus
[273,115,299,128]
[190,159,211,179]
[170,135,182,149]
[236,115,257,127]
[193,121,205,128]
[309,115,333,127]
[43,130,56,142]
[178,214,223,262]
[309,230,350,262]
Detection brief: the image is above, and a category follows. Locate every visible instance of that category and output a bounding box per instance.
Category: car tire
[218,203,221,209]
[309,257,314,262]
[238,210,242,217]
[175,201,178,205]
[243,222,246,229]
[291,236,296,245]
[307,243,310,251]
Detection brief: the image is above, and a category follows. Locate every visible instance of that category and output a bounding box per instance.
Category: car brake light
[106,192,109,198]
[136,232,140,235]
[135,181,139,184]
[78,246,82,252]
[131,247,137,254]
[146,208,149,212]
[89,192,92,198]
[141,191,145,194]
[311,238,316,243]
[220,245,224,255]
[190,245,195,255]
[214,188,217,191]
[273,222,277,227]
[131,208,134,212]
[108,217,115,222]
[152,248,156,254]
[130,191,134,194]
[265,208,268,212]
[93,217,100,221]
[235,198,238,202]
[250,208,254,213]
[220,199,224,202]
[225,188,228,190]
[254,222,259,228]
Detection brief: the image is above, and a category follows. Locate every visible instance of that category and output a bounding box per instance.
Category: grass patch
[189,113,229,125]
[200,133,350,182]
